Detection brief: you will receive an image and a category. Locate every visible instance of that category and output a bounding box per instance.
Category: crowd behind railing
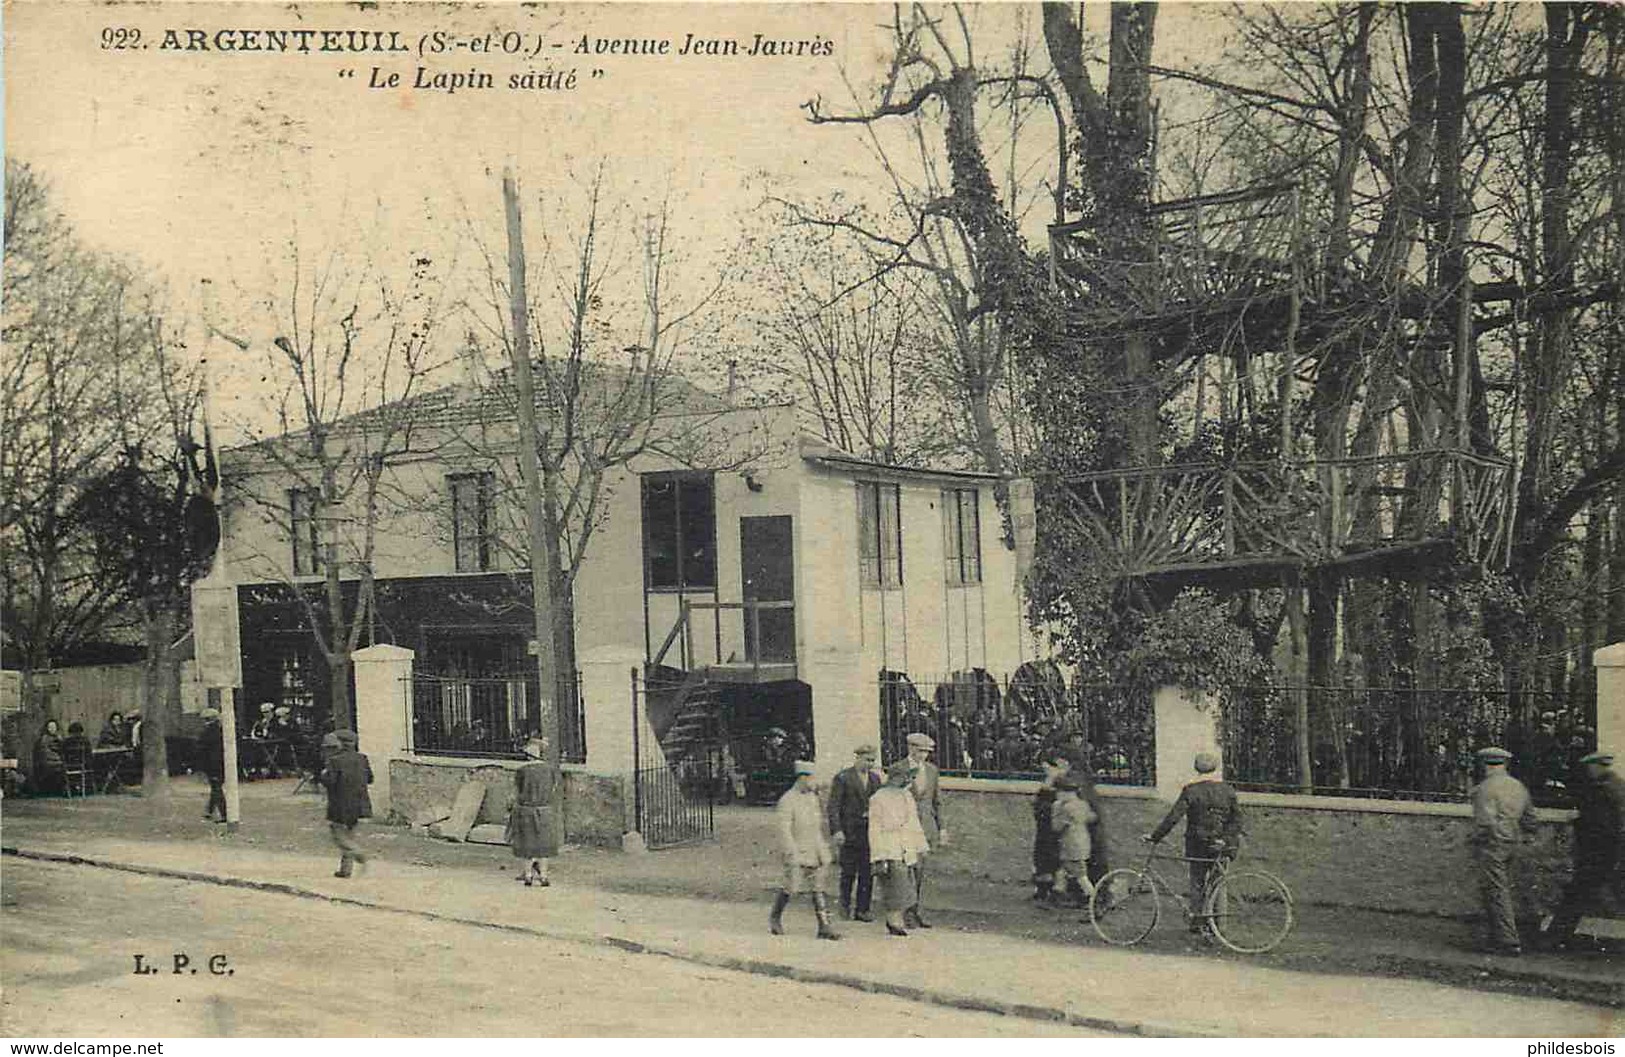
[409,671,588,764]
[879,665,1596,806]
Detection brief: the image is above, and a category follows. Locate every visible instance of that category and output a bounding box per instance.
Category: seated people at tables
[98,711,129,748]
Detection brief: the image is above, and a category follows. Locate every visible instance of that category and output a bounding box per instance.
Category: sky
[4,1,1234,435]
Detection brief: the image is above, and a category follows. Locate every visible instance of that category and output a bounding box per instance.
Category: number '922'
[101,27,143,50]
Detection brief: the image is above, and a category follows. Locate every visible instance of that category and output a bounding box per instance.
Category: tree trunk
[139,601,174,797]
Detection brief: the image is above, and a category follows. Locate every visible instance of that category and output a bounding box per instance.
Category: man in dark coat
[197,709,227,823]
[1543,751,1625,949]
[828,744,881,920]
[320,729,373,878]
[1148,752,1242,931]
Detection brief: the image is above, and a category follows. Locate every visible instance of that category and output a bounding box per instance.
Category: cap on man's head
[200,707,221,721]
[333,729,359,746]
[885,760,914,781]
[854,744,877,758]
[906,732,935,750]
[259,702,275,713]
[1476,746,1513,763]
[1579,751,1615,767]
[320,732,343,750]
[1193,752,1220,774]
[793,759,817,775]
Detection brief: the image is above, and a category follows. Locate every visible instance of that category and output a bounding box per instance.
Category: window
[857,481,902,588]
[449,473,495,573]
[642,473,716,590]
[943,487,982,584]
[289,488,322,576]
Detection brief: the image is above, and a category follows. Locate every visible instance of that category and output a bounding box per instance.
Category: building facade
[217,390,1035,778]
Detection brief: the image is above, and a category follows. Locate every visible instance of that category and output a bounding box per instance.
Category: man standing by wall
[1541,750,1624,950]
[1469,746,1539,955]
[828,744,881,921]
[902,732,946,929]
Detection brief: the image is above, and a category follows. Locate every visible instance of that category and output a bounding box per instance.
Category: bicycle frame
[1129,843,1227,923]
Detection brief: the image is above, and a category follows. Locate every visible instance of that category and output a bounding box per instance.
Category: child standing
[1050,777,1097,907]
[1031,752,1069,905]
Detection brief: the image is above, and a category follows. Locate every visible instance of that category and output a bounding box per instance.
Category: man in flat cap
[1147,752,1242,933]
[320,729,373,878]
[828,745,881,921]
[1542,751,1624,949]
[770,760,840,940]
[1469,746,1539,954]
[900,732,945,928]
[197,708,227,823]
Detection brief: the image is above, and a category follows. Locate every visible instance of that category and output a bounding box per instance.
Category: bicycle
[1088,836,1294,953]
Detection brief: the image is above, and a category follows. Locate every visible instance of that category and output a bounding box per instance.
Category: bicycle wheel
[1206,869,1293,953]
[1089,868,1159,946]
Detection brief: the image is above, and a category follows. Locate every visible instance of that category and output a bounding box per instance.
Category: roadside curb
[3,845,1215,1038]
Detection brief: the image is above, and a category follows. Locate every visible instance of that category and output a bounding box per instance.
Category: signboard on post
[191,568,243,690]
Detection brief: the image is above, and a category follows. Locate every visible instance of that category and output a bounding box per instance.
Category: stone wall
[388,757,627,848]
[933,779,1577,918]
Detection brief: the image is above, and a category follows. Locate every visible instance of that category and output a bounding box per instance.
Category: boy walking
[770,760,840,940]
[320,729,373,878]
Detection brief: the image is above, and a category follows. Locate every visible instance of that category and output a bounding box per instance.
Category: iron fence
[632,762,716,849]
[878,665,1155,785]
[409,670,586,763]
[1222,684,1594,804]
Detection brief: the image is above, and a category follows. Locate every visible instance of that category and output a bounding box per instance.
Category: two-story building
[216,375,1035,785]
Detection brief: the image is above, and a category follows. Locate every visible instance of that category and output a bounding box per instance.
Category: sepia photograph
[1,0,1621,1041]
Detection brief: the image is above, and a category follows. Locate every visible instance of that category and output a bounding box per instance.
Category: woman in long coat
[506,736,561,887]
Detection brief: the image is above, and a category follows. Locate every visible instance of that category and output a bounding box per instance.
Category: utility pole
[502,169,561,769]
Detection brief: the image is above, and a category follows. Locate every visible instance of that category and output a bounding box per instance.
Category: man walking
[320,729,373,878]
[1147,752,1242,934]
[197,708,227,823]
[1469,745,1539,954]
[828,744,881,921]
[770,760,840,940]
[901,732,945,928]
[1542,750,1624,949]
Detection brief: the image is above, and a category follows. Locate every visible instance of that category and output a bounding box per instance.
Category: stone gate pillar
[1154,685,1223,800]
[352,643,414,818]
[1594,643,1625,754]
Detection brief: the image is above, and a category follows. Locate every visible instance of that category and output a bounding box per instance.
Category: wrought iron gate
[630,667,715,848]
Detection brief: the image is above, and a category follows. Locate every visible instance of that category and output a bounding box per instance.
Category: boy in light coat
[770,760,840,940]
[1050,777,1098,906]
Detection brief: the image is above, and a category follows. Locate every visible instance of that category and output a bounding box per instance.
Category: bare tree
[221,239,451,730]
[460,165,749,713]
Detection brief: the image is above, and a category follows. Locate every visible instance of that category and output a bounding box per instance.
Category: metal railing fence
[409,670,586,763]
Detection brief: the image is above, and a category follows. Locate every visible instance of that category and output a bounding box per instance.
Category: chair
[61,740,92,798]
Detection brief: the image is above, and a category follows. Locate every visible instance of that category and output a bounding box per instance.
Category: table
[238,737,296,779]
[91,747,136,793]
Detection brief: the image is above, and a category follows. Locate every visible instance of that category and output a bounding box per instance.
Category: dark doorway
[740,515,795,663]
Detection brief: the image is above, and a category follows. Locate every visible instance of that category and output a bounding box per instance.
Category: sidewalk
[3,780,1620,1034]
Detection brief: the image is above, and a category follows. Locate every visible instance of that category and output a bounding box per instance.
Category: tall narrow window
[942,487,982,584]
[450,472,495,573]
[858,481,903,588]
[289,488,322,577]
[642,473,716,590]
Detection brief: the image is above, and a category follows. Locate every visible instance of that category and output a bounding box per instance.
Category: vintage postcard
[3,0,1619,1043]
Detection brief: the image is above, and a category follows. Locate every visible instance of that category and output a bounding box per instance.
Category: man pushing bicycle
[1145,751,1244,934]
